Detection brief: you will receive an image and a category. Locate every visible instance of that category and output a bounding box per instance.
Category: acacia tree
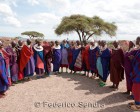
[21,31,44,39]
[55,15,117,42]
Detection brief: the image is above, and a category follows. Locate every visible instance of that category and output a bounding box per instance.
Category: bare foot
[92,76,96,79]
[114,88,118,91]
[0,94,5,98]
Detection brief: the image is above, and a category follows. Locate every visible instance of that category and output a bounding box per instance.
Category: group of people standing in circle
[0,37,140,111]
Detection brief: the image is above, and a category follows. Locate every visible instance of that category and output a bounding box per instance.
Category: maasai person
[128,37,140,111]
[17,40,24,81]
[6,41,18,84]
[52,41,62,75]
[99,41,111,87]
[60,40,69,73]
[0,41,9,98]
[124,41,135,95]
[43,41,52,76]
[73,41,82,74]
[89,41,100,79]
[68,41,75,74]
[0,42,11,86]
[50,41,55,48]
[34,40,44,78]
[82,41,90,76]
[20,39,35,81]
[110,41,124,90]
[96,41,102,79]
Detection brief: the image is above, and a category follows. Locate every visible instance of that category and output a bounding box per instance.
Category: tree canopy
[21,31,44,39]
[55,15,117,42]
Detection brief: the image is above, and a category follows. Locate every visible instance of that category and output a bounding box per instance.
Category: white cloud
[0,0,18,7]
[27,0,70,14]
[0,3,21,27]
[3,16,21,27]
[29,13,60,25]
[27,0,39,6]
[0,3,14,16]
[61,0,140,40]
[17,12,61,38]
[43,0,70,10]
[1,0,140,40]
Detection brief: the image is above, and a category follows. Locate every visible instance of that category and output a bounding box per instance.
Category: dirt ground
[0,71,133,112]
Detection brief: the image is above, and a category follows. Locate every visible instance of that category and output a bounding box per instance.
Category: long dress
[73,46,82,71]
[110,48,124,85]
[89,46,99,74]
[1,49,11,85]
[124,49,138,92]
[17,46,24,80]
[100,48,111,82]
[43,43,52,74]
[20,45,35,77]
[74,51,82,71]
[5,47,18,82]
[96,47,103,78]
[53,45,62,72]
[82,45,90,71]
[34,45,44,75]
[130,49,140,105]
[60,44,69,68]
[68,47,75,70]
[0,53,9,93]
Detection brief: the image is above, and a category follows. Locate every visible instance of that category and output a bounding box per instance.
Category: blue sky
[0,0,140,41]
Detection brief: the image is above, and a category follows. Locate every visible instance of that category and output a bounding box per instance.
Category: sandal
[28,78,32,81]
[127,95,133,100]
[100,83,106,87]
[129,105,140,111]
[128,102,135,107]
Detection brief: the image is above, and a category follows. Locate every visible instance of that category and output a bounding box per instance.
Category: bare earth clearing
[0,71,133,112]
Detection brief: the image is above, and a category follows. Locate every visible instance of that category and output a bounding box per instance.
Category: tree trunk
[76,30,82,42]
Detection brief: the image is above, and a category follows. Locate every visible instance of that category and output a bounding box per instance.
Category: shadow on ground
[56,73,130,105]
[56,72,114,95]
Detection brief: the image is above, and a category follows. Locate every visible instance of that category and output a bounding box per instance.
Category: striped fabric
[74,51,82,69]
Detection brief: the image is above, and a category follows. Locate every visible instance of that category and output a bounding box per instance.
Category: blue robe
[53,48,62,72]
[60,44,69,68]
[131,49,140,83]
[69,48,81,71]
[100,48,111,82]
[89,47,99,73]
[96,48,103,78]
[130,49,140,105]
[0,54,9,93]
